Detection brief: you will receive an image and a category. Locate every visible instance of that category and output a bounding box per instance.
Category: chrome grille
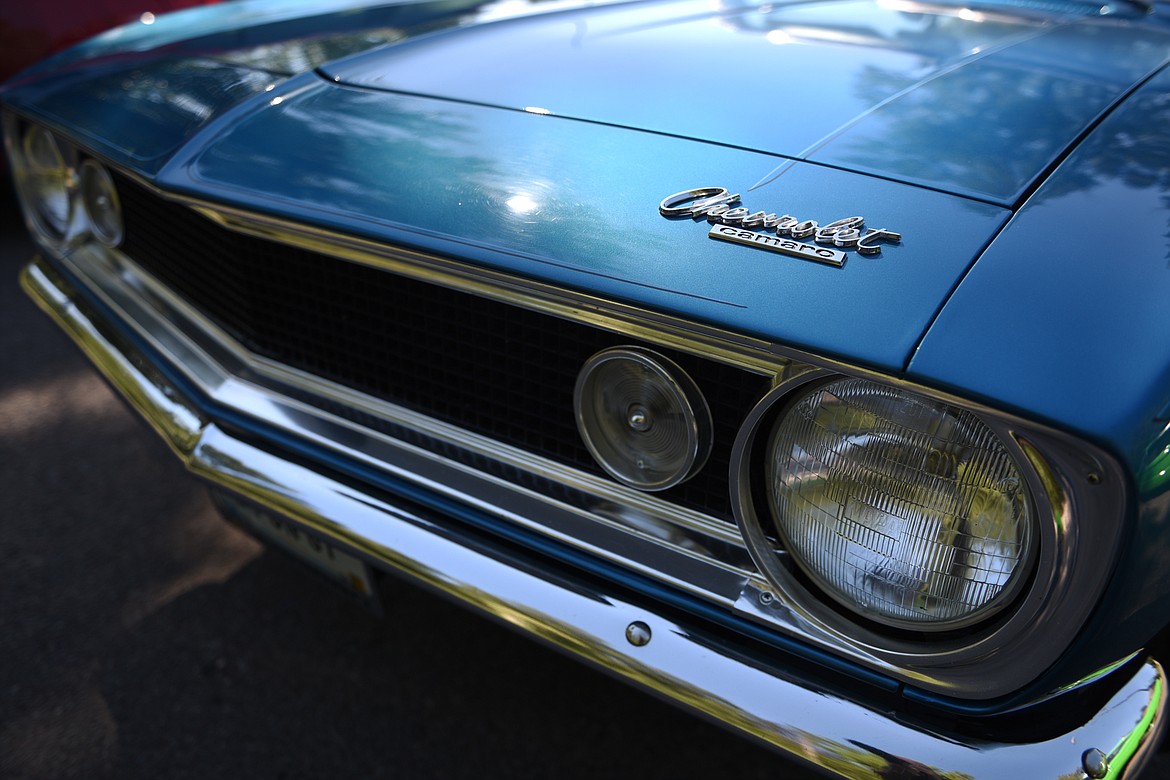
[115,174,771,521]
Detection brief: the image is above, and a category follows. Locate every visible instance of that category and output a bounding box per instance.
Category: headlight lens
[79,160,123,248]
[768,377,1034,630]
[575,347,712,491]
[17,126,73,241]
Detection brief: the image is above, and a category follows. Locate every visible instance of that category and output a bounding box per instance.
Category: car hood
[4,0,1170,376]
[150,74,1006,374]
[325,0,1170,206]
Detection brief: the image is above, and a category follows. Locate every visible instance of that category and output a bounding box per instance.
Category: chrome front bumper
[22,254,1168,780]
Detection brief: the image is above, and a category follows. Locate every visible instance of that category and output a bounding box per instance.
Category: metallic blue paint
[1,0,534,171]
[911,62,1170,468]
[327,0,1170,205]
[5,59,275,168]
[158,81,1006,374]
[6,0,490,81]
[909,63,1170,677]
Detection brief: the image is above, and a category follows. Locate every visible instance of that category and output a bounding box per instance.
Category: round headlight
[574,347,712,491]
[79,160,123,247]
[767,377,1034,630]
[17,126,73,241]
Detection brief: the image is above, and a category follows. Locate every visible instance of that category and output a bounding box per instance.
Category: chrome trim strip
[111,247,754,556]
[20,257,204,455]
[22,256,1168,777]
[197,426,1168,780]
[25,253,761,602]
[195,201,791,377]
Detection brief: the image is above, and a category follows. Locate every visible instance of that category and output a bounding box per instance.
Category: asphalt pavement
[0,201,819,779]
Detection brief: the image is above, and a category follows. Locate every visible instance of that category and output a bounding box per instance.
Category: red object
[0,0,218,84]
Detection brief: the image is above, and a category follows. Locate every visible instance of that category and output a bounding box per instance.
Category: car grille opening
[115,174,771,522]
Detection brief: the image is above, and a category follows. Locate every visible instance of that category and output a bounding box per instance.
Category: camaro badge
[659,187,901,268]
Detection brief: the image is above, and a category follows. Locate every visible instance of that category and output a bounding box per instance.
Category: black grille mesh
[116,176,770,521]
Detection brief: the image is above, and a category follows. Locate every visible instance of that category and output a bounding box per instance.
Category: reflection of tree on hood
[846,56,1114,203]
[1041,86,1170,256]
[838,20,1170,206]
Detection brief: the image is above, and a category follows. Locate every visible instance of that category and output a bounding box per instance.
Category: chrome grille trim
[192,202,793,377]
[30,164,1129,699]
[112,172,775,523]
[55,246,764,597]
[27,247,1170,772]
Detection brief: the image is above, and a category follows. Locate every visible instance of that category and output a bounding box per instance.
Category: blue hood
[4,0,1170,387]
[325,0,1170,206]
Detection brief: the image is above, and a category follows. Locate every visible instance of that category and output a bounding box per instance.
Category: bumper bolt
[625,621,651,647]
[1082,748,1109,779]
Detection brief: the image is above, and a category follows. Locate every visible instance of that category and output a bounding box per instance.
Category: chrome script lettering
[659,187,901,261]
[709,225,847,267]
[659,187,742,219]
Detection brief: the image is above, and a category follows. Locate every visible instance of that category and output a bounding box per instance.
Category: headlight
[79,160,124,248]
[15,126,74,242]
[766,377,1035,631]
[574,347,712,491]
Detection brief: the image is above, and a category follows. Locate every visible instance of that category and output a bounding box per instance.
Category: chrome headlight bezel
[732,368,1128,692]
[4,114,125,252]
[8,119,79,247]
[78,158,125,248]
[762,374,1039,633]
[574,346,713,491]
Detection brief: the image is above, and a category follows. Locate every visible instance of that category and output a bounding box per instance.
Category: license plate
[215,493,380,609]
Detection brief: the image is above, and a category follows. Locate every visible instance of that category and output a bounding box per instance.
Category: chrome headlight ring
[764,375,1039,632]
[9,121,79,246]
[574,347,713,491]
[78,158,124,248]
[5,115,124,251]
[732,369,1127,694]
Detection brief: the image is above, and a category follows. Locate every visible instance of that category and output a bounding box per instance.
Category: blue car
[5,0,1170,775]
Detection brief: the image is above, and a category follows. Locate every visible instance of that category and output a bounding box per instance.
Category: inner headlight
[79,160,123,248]
[767,377,1035,631]
[15,125,74,242]
[574,347,712,491]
